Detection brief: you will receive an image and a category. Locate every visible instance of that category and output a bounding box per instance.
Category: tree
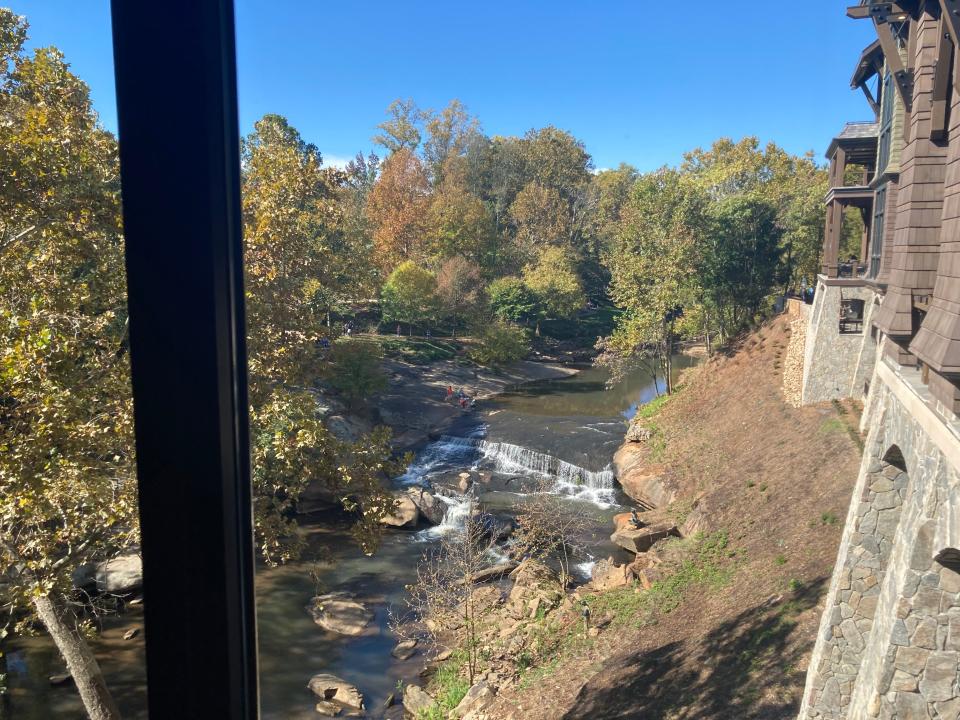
[487,276,537,324]
[426,181,496,269]
[436,256,481,337]
[469,321,530,367]
[512,479,588,586]
[327,339,388,408]
[381,261,439,335]
[508,182,572,260]
[366,148,431,273]
[0,11,132,718]
[372,98,424,153]
[522,246,586,333]
[423,99,481,186]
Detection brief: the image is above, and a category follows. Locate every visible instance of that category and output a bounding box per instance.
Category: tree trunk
[32,594,122,720]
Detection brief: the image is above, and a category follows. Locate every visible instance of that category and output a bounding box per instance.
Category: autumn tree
[522,246,586,333]
[436,256,481,336]
[242,115,400,559]
[366,148,431,273]
[381,261,439,335]
[508,182,572,260]
[0,12,132,718]
[423,99,481,186]
[426,180,496,269]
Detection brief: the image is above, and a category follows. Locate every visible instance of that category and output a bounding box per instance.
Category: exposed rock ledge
[612,444,676,509]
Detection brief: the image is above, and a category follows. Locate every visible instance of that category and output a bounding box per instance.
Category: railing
[838,262,868,279]
[840,298,866,335]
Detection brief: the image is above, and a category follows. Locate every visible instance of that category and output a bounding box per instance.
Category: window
[870,184,887,279]
[877,73,895,174]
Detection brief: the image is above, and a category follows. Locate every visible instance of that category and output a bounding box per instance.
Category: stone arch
[934,547,960,573]
[882,444,907,472]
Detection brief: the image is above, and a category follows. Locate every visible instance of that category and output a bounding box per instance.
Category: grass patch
[818,417,846,435]
[375,337,460,364]
[587,531,739,628]
[419,653,470,719]
[636,393,672,420]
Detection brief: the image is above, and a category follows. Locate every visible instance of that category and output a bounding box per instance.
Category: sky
[13,1,877,173]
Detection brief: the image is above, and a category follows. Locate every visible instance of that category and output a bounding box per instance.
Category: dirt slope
[487,314,863,720]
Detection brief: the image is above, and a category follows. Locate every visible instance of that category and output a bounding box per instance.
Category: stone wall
[798,353,960,719]
[801,279,881,405]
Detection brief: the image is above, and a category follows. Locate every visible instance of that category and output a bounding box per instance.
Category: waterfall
[414,492,472,540]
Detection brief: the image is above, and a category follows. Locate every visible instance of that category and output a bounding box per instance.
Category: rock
[315,700,342,716]
[308,673,364,710]
[624,421,651,443]
[122,628,140,640]
[391,639,417,660]
[613,446,674,507]
[612,512,635,531]
[590,558,633,591]
[127,597,143,606]
[435,648,453,661]
[405,487,444,525]
[382,492,420,528]
[73,553,143,595]
[610,524,678,554]
[325,414,371,443]
[469,562,519,583]
[49,673,72,686]
[402,684,434,717]
[382,692,395,709]
[451,681,495,718]
[458,472,473,492]
[308,593,373,635]
[476,512,515,543]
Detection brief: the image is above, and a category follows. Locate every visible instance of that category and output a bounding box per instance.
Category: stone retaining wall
[798,356,960,719]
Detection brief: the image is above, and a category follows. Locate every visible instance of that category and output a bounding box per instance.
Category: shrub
[487,276,536,324]
[469,322,529,366]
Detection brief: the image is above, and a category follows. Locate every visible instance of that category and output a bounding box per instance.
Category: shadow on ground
[561,577,828,720]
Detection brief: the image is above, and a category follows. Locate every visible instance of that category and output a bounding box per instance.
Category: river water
[3,359,692,719]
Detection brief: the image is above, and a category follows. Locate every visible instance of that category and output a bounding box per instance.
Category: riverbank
[429,314,865,720]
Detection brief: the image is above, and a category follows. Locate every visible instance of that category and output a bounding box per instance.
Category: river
[2,358,693,719]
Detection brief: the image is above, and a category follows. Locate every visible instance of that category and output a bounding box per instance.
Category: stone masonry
[798,353,960,719]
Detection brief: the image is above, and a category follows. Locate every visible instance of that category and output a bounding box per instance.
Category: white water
[415,492,473,540]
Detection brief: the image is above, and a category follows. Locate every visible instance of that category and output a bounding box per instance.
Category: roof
[825,122,879,162]
[851,40,884,88]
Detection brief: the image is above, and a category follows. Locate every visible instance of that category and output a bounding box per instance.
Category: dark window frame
[110,1,259,717]
[877,72,895,173]
[870,184,887,280]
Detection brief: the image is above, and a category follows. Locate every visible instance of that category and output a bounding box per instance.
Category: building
[798,2,960,718]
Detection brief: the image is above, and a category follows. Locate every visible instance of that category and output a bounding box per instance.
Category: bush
[487,276,536,324]
[327,339,387,407]
[469,322,529,366]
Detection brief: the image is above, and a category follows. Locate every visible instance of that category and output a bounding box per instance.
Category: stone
[873,491,899,510]
[876,509,900,539]
[458,473,473,492]
[451,681,494,718]
[435,648,453,661]
[934,698,960,719]
[941,568,960,594]
[948,616,960,651]
[895,690,929,719]
[859,595,879,620]
[624,421,652,443]
[308,593,373,635]
[590,558,632,591]
[910,521,936,571]
[402,684,434,717]
[307,674,364,710]
[892,619,910,646]
[122,627,140,640]
[891,669,918,692]
[894,646,929,676]
[405,487,444,525]
[49,673,72,686]
[919,652,958,702]
[840,619,865,653]
[870,477,895,493]
[73,553,143,595]
[315,700,342,716]
[911,617,938,650]
[610,524,678,554]
[914,587,944,615]
[391,639,417,660]
[382,493,419,528]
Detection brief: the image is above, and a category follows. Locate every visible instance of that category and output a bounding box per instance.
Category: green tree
[373,97,424,153]
[522,246,586,333]
[487,276,537,324]
[423,99,481,186]
[469,321,530,366]
[381,261,439,335]
[327,339,388,409]
[0,12,132,718]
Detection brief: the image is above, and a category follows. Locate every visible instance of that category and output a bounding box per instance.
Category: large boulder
[405,487,444,525]
[610,523,679,554]
[73,553,143,595]
[307,673,364,710]
[613,445,675,507]
[452,681,495,718]
[402,684,435,717]
[381,492,419,528]
[475,512,515,543]
[325,414,371,443]
[590,558,634,591]
[307,592,373,635]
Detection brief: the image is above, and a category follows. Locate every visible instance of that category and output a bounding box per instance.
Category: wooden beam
[847,2,909,22]
[875,20,914,111]
[932,18,953,141]
[940,0,960,87]
[859,81,881,116]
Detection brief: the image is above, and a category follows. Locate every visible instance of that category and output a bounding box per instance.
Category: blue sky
[14,1,876,172]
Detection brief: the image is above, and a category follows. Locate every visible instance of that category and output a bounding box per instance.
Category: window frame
[110,1,259,717]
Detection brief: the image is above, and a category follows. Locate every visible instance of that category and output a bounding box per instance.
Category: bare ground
[484,314,864,720]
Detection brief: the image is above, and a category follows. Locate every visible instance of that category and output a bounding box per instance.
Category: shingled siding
[911,24,960,412]
[876,179,900,285]
[874,9,948,342]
